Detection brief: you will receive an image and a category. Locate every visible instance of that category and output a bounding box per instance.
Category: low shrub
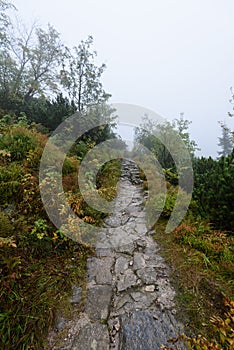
[0,126,44,161]
[147,186,191,223]
[173,221,234,266]
[162,295,234,350]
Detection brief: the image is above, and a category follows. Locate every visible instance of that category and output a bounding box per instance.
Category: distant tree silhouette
[217,121,233,158]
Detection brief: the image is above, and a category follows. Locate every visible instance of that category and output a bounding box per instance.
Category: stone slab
[85,285,112,320]
[71,322,109,350]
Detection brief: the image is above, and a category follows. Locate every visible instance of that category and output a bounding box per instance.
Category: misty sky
[12,0,234,157]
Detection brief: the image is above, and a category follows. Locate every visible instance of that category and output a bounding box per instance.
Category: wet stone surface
[47,159,184,350]
[71,322,109,350]
[118,311,182,350]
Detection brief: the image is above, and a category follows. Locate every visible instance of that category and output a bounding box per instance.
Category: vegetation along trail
[48,159,185,349]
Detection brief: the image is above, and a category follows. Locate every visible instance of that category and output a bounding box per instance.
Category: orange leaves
[0,236,17,248]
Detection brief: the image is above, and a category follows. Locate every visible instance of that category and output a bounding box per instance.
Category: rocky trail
[48,159,185,350]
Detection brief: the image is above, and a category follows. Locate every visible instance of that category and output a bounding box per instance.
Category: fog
[13,0,234,157]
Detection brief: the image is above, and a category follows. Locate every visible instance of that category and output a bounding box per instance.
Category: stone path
[48,159,184,350]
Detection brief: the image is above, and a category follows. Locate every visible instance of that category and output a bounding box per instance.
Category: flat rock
[85,285,112,320]
[69,286,82,304]
[96,247,114,258]
[87,257,113,285]
[119,311,184,350]
[112,294,133,315]
[136,267,157,284]
[133,252,146,270]
[71,322,109,350]
[115,256,129,275]
[130,291,156,309]
[117,269,137,292]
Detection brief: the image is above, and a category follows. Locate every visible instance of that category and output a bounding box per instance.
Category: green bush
[173,220,234,266]
[0,212,14,237]
[0,164,23,204]
[162,296,234,350]
[147,186,191,223]
[0,121,121,349]
[0,126,43,161]
[62,156,79,175]
[192,152,234,233]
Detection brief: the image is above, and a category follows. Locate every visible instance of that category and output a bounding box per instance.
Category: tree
[0,0,15,45]
[192,151,234,232]
[135,114,198,170]
[0,22,63,106]
[14,94,75,131]
[227,87,234,141]
[0,7,114,148]
[217,121,233,158]
[60,36,111,111]
[172,113,199,157]
[22,24,63,101]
